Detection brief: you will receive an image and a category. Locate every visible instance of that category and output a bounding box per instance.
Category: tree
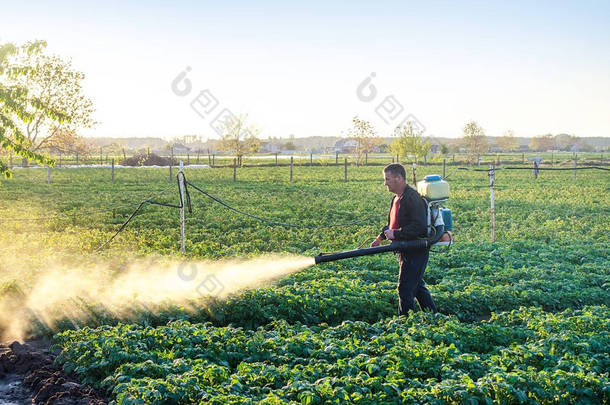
[555,133,577,151]
[346,116,381,165]
[529,134,555,152]
[45,126,92,156]
[218,113,260,166]
[0,40,69,178]
[9,46,95,153]
[461,121,488,163]
[497,130,518,152]
[439,143,449,155]
[391,121,430,164]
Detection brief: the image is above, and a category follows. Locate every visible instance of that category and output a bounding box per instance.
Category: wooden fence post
[111,158,115,182]
[233,158,237,182]
[290,156,294,182]
[412,163,417,186]
[573,156,577,179]
[344,158,348,182]
[275,153,278,166]
[169,148,174,181]
[489,165,495,243]
[443,159,446,178]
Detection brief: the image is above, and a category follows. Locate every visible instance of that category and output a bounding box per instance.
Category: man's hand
[384,229,395,240]
[370,237,381,247]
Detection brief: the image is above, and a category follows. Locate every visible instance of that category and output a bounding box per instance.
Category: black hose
[314,240,430,264]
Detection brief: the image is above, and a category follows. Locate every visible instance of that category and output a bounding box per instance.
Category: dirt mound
[0,341,107,405]
[121,152,173,166]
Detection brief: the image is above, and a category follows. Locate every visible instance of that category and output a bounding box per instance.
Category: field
[0,163,608,404]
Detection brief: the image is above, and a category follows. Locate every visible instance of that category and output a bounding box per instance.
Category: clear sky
[2,0,609,139]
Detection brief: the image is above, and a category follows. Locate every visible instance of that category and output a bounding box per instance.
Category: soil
[0,340,107,405]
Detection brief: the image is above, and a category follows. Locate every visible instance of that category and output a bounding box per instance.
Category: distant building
[334,139,359,153]
[333,139,381,153]
[260,141,280,153]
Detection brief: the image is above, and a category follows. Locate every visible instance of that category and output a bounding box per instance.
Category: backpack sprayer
[314,175,453,264]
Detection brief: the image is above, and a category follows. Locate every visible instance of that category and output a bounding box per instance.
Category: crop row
[55,305,610,404]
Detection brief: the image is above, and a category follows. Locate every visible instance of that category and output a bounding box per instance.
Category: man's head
[383,164,407,194]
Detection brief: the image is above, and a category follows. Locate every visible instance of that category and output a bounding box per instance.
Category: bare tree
[529,134,555,152]
[497,130,518,152]
[218,113,260,166]
[45,126,92,156]
[346,116,381,165]
[461,121,488,163]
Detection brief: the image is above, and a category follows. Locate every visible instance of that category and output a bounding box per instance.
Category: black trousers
[397,248,437,315]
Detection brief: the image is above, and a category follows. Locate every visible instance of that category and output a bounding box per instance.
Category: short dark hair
[383,163,406,179]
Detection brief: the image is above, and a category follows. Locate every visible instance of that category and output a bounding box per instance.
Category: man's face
[383,171,404,194]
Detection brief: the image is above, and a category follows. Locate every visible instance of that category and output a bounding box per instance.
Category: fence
[0,149,607,170]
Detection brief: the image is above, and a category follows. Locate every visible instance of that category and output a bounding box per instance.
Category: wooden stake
[574,156,577,179]
[169,148,174,181]
[344,158,348,182]
[412,163,417,186]
[111,158,115,182]
[290,156,294,182]
[489,165,495,243]
[179,161,185,254]
[233,158,237,182]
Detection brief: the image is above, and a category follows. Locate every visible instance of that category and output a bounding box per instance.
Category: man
[371,163,437,315]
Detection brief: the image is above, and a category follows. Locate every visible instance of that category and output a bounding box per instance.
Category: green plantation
[0,163,609,404]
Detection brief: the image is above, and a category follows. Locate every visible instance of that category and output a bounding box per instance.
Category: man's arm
[371,225,389,246]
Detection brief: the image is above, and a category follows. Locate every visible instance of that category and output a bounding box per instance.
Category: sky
[1,0,609,140]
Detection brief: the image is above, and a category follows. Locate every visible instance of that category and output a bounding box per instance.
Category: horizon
[3,1,610,140]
